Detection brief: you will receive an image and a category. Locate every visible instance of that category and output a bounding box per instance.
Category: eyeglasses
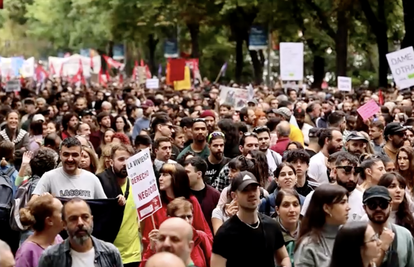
[253,126,269,133]
[366,199,390,210]
[208,131,225,143]
[336,165,363,174]
[365,233,380,244]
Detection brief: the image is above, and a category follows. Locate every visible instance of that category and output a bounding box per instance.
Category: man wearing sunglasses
[302,152,366,222]
[363,186,414,267]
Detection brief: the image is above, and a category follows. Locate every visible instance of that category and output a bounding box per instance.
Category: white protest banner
[20,57,35,78]
[219,86,248,111]
[247,84,254,101]
[146,78,159,89]
[386,46,414,89]
[127,148,162,221]
[280,42,304,81]
[6,80,21,92]
[337,76,352,91]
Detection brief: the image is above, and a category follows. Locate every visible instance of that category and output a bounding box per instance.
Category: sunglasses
[366,200,390,210]
[336,165,363,174]
[243,132,258,138]
[208,131,225,143]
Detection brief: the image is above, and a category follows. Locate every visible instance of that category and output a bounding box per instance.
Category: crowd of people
[0,80,413,267]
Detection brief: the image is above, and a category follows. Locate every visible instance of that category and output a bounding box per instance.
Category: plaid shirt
[38,236,123,267]
[211,163,230,192]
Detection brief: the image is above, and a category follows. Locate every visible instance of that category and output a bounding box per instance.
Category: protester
[383,122,407,162]
[79,146,99,174]
[146,252,186,267]
[204,131,230,186]
[395,146,414,194]
[253,126,281,174]
[153,137,176,171]
[38,198,123,267]
[177,118,210,160]
[358,157,387,192]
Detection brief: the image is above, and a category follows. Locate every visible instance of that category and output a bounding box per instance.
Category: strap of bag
[124,179,130,200]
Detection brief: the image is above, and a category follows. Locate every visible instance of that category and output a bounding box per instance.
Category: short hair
[276,122,290,137]
[151,115,170,133]
[318,128,334,148]
[219,103,232,110]
[96,112,110,123]
[328,111,345,128]
[59,136,82,150]
[110,143,135,159]
[335,152,359,167]
[166,197,193,217]
[239,107,248,122]
[371,120,385,130]
[0,141,14,163]
[284,149,310,165]
[153,137,172,150]
[266,118,282,132]
[239,133,258,147]
[135,135,152,147]
[183,156,208,177]
[30,147,58,177]
[253,126,270,135]
[179,117,194,129]
[61,198,91,221]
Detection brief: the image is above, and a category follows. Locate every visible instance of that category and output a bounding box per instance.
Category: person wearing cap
[200,110,216,134]
[383,122,407,162]
[132,99,154,141]
[80,109,94,125]
[294,107,314,146]
[345,131,369,158]
[362,185,414,267]
[211,171,291,267]
[273,107,304,146]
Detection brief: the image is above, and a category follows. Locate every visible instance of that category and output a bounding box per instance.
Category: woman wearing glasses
[329,221,381,267]
[294,184,350,267]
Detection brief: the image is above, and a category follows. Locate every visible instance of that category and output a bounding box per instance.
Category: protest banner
[146,78,159,89]
[280,42,304,81]
[357,99,380,121]
[249,26,268,51]
[6,80,21,92]
[386,46,414,89]
[219,86,248,110]
[337,76,352,92]
[126,148,162,222]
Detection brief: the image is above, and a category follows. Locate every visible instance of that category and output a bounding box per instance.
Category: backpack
[0,167,15,222]
[10,175,40,231]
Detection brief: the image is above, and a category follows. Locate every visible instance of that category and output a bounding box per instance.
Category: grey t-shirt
[32,167,107,199]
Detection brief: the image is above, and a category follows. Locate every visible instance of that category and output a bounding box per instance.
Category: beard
[337,178,357,192]
[367,210,390,224]
[212,151,223,161]
[113,166,128,178]
[67,222,93,246]
[297,121,304,129]
[327,143,340,154]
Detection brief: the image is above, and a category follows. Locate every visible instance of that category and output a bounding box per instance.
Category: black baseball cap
[384,122,406,137]
[346,131,368,142]
[363,185,391,204]
[230,171,260,192]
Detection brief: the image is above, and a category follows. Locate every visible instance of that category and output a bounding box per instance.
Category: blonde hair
[82,146,99,174]
[166,197,193,217]
[96,144,114,174]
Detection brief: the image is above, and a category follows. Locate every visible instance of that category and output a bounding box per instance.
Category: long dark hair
[218,119,239,157]
[395,146,414,191]
[112,115,131,133]
[248,150,269,187]
[296,184,348,251]
[378,172,414,236]
[329,221,367,267]
[159,163,191,204]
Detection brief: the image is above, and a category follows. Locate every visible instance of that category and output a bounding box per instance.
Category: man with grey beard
[38,198,123,267]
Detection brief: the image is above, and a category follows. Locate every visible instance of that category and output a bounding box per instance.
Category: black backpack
[0,167,15,222]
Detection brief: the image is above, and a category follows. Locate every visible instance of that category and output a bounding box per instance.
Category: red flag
[140,60,144,67]
[167,58,186,83]
[50,63,56,76]
[103,55,124,69]
[378,90,384,105]
[145,65,151,79]
[59,63,64,77]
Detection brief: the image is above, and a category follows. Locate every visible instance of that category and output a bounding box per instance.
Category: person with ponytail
[0,140,18,193]
[0,110,30,169]
[15,195,64,267]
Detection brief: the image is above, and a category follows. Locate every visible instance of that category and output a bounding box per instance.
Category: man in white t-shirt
[33,137,107,199]
[38,198,123,267]
[308,128,343,184]
[302,152,366,222]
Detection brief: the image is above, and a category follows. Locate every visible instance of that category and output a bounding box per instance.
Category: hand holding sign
[357,99,380,121]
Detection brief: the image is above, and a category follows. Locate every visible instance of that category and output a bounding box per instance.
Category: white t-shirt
[71,247,95,267]
[308,151,329,184]
[33,167,107,199]
[301,188,366,222]
[301,123,313,146]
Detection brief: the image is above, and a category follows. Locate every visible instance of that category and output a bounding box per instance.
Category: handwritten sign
[337,76,352,91]
[146,78,159,89]
[357,99,380,121]
[126,148,162,221]
[386,46,414,89]
[219,86,248,111]
[6,80,21,92]
[280,42,304,81]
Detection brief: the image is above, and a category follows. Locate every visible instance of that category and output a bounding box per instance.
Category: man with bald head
[147,252,186,267]
[0,239,15,267]
[271,121,291,155]
[155,218,194,267]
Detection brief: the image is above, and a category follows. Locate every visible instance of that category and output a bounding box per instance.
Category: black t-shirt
[205,157,230,185]
[212,213,285,267]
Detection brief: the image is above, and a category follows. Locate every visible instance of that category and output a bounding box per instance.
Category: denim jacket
[38,236,123,267]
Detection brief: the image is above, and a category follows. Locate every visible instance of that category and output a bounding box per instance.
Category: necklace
[239,216,260,229]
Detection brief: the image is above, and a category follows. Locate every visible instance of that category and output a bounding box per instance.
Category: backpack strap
[124,179,130,200]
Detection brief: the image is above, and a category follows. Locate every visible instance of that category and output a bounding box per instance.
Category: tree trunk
[377,31,389,87]
[335,9,348,77]
[401,0,414,49]
[187,22,200,58]
[147,34,158,76]
[249,50,263,85]
[235,35,244,83]
[312,55,325,89]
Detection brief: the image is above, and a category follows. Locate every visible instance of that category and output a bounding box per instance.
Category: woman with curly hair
[111,132,131,145]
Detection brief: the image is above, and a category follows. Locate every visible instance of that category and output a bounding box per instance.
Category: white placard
[337,76,352,91]
[386,46,414,89]
[280,42,304,81]
[126,148,162,221]
[6,80,21,92]
[219,86,248,111]
[146,78,159,89]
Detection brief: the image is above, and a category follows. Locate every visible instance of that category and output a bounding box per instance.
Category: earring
[328,213,332,217]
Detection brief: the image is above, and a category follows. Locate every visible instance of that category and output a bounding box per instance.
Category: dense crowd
[0,79,413,267]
